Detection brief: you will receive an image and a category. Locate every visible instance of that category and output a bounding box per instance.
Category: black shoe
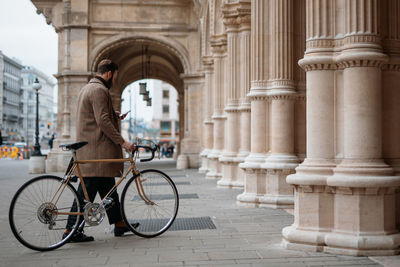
[63,231,94,243]
[114,223,140,237]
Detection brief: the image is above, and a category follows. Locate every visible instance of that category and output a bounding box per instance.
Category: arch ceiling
[91,35,190,95]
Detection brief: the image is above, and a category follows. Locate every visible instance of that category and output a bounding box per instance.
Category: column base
[236,192,264,207]
[199,149,211,173]
[176,154,189,169]
[259,154,298,208]
[206,151,222,179]
[258,194,294,208]
[283,226,400,256]
[29,156,46,174]
[218,155,243,188]
[237,153,268,206]
[284,169,400,256]
[282,226,326,252]
[236,168,267,206]
[199,167,209,173]
[46,139,76,172]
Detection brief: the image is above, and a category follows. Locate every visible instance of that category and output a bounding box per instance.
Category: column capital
[222,1,251,31]
[210,34,227,54]
[202,56,214,68]
[336,51,389,69]
[298,56,337,71]
[267,93,298,102]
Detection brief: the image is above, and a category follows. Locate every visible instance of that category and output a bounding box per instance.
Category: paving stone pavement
[0,158,398,267]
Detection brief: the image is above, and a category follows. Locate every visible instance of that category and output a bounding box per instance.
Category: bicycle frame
[52,156,147,217]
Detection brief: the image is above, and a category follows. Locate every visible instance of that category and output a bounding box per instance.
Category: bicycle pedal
[69,175,78,183]
[103,197,114,210]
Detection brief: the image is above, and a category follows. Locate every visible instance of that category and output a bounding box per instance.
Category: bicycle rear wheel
[121,169,179,238]
[9,175,82,251]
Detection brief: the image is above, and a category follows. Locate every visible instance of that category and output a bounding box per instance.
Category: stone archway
[38,1,204,172]
[90,34,190,160]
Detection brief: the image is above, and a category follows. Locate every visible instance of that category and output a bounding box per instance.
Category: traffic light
[47,122,50,129]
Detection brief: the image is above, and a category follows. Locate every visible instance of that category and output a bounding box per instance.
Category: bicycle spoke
[9,176,81,251]
[121,170,178,238]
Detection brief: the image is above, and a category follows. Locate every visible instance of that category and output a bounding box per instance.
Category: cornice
[32,0,61,25]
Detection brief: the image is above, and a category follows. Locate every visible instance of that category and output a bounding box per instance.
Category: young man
[64,59,135,242]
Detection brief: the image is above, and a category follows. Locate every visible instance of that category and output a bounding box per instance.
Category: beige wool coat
[75,77,124,177]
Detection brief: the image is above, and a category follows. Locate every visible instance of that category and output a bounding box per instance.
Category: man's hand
[121,140,135,152]
[116,111,130,120]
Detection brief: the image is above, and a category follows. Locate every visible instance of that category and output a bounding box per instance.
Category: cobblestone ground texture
[0,158,399,266]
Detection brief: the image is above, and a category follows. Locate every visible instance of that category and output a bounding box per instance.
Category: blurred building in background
[0,51,24,143]
[152,81,179,147]
[0,50,56,149]
[21,66,56,149]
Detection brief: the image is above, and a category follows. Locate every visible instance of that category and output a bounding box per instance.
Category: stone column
[284,0,400,256]
[46,0,91,172]
[206,35,227,179]
[259,0,298,208]
[177,74,204,169]
[283,0,346,254]
[381,0,400,231]
[218,3,241,188]
[237,0,269,205]
[199,57,214,173]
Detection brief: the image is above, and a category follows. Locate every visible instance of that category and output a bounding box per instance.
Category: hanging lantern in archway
[139,82,147,95]
[143,91,150,101]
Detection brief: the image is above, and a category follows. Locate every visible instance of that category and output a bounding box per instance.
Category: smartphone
[120,110,130,118]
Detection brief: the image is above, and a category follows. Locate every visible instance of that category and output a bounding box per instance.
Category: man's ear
[108,71,114,80]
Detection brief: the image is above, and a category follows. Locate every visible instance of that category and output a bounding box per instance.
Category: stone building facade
[21,66,56,148]
[0,51,24,141]
[32,0,400,256]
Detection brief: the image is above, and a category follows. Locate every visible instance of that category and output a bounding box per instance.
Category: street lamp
[32,78,42,156]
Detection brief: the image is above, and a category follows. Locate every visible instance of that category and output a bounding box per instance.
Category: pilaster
[218,1,250,188]
[47,71,91,172]
[199,57,214,173]
[237,0,269,205]
[177,73,204,169]
[259,0,299,208]
[206,34,227,179]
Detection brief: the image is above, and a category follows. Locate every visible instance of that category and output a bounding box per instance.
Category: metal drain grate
[149,181,191,186]
[169,175,187,178]
[129,217,216,232]
[131,193,198,201]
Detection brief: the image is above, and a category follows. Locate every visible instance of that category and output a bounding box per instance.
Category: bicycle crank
[84,202,106,226]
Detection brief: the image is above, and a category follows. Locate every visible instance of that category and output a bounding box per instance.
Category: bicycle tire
[9,175,82,251]
[120,169,179,238]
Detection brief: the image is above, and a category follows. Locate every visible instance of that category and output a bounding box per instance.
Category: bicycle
[8,140,179,251]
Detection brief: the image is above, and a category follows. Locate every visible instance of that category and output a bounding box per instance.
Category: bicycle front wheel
[9,175,82,251]
[121,169,179,238]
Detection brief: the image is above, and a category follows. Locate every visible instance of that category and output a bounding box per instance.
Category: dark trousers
[66,177,123,230]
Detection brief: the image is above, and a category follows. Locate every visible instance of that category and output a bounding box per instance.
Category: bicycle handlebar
[133,144,159,162]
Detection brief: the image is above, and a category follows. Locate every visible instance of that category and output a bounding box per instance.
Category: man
[64,59,135,242]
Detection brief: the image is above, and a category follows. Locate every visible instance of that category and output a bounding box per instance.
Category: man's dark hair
[97,59,118,74]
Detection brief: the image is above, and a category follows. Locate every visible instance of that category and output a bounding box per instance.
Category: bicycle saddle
[59,141,88,151]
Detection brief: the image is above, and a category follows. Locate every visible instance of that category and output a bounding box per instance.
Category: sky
[121,80,154,122]
[0,0,58,77]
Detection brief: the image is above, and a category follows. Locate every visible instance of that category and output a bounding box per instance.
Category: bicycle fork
[134,174,154,205]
